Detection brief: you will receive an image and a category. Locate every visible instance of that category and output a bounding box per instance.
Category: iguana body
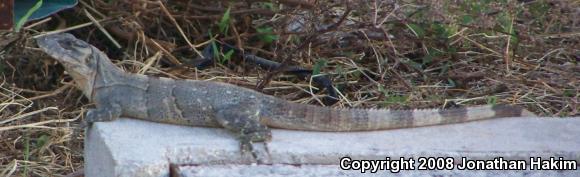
[37,33,534,154]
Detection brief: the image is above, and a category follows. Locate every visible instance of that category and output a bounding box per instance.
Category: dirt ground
[0,0,578,176]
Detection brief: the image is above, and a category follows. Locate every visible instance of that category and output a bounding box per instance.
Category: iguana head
[36,33,98,99]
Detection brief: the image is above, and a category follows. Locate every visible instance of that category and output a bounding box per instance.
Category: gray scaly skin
[37,33,535,157]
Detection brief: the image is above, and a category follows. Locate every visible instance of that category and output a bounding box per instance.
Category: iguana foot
[245,141,272,164]
[239,126,273,164]
[239,131,272,164]
[215,104,272,164]
[83,104,122,126]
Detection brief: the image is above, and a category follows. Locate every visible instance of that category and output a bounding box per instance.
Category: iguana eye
[72,40,89,48]
[60,39,89,50]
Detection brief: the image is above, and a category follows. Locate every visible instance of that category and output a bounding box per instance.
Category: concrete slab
[176,164,580,177]
[85,117,580,177]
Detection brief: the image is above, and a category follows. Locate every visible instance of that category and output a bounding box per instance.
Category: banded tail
[264,103,535,131]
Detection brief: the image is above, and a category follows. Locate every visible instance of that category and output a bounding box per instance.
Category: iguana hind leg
[214,104,272,163]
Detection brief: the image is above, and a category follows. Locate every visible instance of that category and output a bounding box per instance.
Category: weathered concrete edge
[85,122,170,177]
[85,117,580,177]
[176,164,580,177]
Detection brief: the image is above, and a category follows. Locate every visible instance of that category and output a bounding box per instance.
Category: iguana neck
[83,49,126,100]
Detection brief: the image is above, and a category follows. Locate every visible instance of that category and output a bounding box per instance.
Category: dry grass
[1,0,578,176]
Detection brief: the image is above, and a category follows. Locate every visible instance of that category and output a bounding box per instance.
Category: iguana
[36,33,535,157]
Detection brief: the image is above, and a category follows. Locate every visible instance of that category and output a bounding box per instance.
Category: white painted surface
[85,117,580,177]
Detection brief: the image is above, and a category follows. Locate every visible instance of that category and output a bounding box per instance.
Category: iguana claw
[239,138,271,164]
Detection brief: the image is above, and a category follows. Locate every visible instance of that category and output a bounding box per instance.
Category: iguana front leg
[214,103,272,163]
[74,102,121,138]
[83,103,122,128]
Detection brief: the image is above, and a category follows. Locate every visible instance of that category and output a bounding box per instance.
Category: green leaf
[529,1,549,20]
[431,23,448,38]
[439,62,450,76]
[404,60,424,70]
[486,96,498,105]
[14,0,43,32]
[497,12,519,45]
[377,84,386,95]
[261,2,274,10]
[0,59,5,74]
[222,49,235,63]
[407,23,425,38]
[256,27,278,43]
[422,47,443,65]
[34,134,49,149]
[211,41,220,63]
[23,131,30,176]
[209,30,221,63]
[382,94,409,106]
[351,70,361,78]
[563,90,574,97]
[447,78,456,87]
[460,15,474,25]
[334,65,346,79]
[312,59,327,75]
[218,7,231,34]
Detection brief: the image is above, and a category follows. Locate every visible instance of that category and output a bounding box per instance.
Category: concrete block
[176,164,579,177]
[85,117,580,177]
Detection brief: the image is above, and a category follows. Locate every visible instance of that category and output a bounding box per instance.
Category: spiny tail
[264,103,536,132]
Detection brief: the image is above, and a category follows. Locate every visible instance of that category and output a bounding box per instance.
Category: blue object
[14,0,78,22]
